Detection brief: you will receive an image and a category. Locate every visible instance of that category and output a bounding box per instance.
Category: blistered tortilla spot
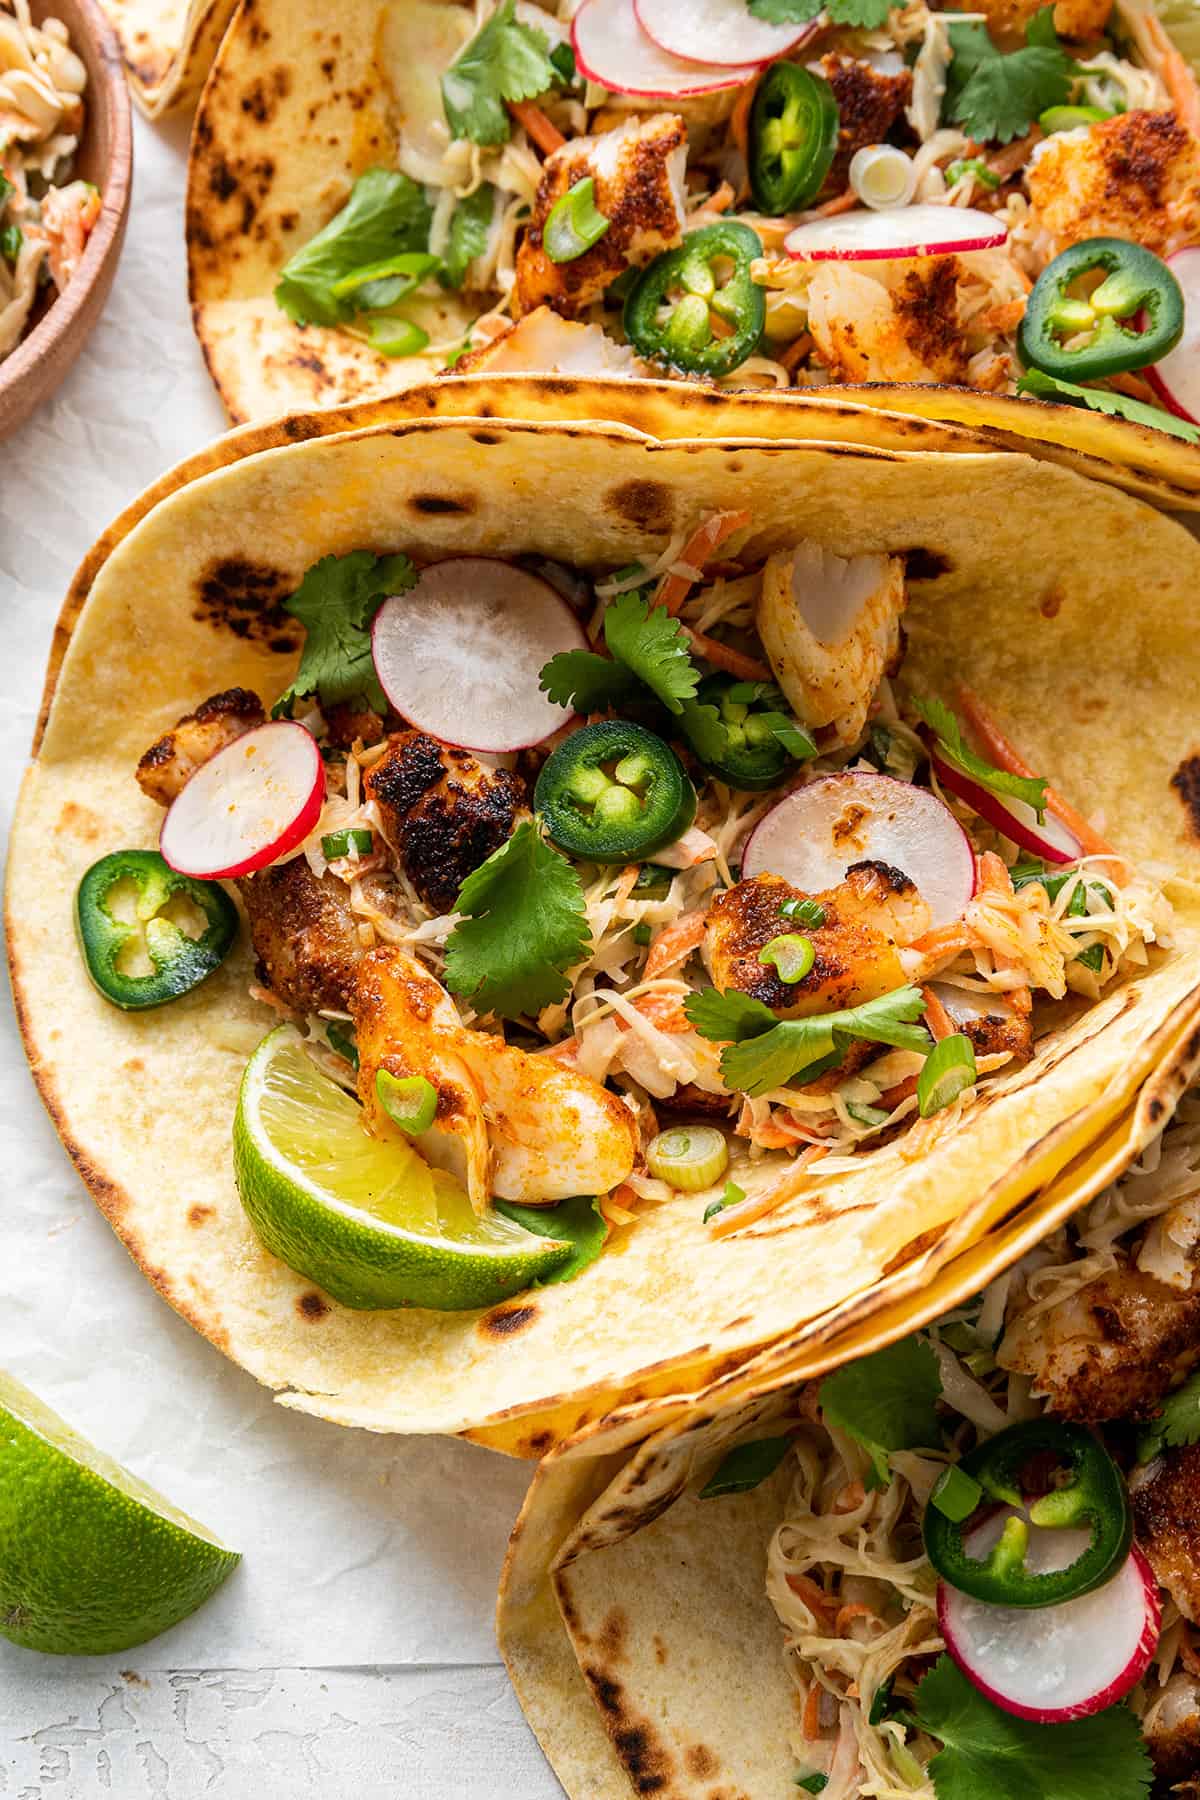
[193,557,300,646]
[123,1058,144,1076]
[1148,1095,1166,1123]
[188,1204,215,1228]
[684,1744,720,1779]
[1171,755,1200,838]
[239,67,292,125]
[56,801,102,841]
[881,1223,944,1275]
[607,479,675,534]
[902,546,952,580]
[598,1608,628,1663]
[479,1302,539,1339]
[522,1428,554,1457]
[722,1314,752,1332]
[653,1634,668,1666]
[1040,586,1065,618]
[296,1290,330,1321]
[471,431,501,446]
[407,493,476,516]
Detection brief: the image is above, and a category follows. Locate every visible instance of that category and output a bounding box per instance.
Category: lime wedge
[233,1026,571,1310]
[0,1372,239,1655]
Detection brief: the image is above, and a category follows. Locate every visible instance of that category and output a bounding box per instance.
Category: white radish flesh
[939,1529,1160,1722]
[742,772,976,929]
[573,0,748,96]
[930,748,1082,865]
[785,203,1007,261]
[371,558,587,753]
[634,0,814,68]
[160,722,324,881]
[1145,246,1200,426]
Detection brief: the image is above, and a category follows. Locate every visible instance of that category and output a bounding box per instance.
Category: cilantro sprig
[1137,1368,1200,1462]
[913,695,1048,819]
[442,0,561,146]
[750,0,895,30]
[539,586,702,718]
[440,185,495,290]
[914,1656,1152,1800]
[685,984,931,1098]
[818,1335,942,1488]
[443,822,591,1020]
[275,170,433,328]
[1018,369,1200,444]
[945,10,1074,145]
[273,550,416,718]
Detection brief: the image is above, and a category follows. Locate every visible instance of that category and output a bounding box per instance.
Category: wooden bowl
[0,0,132,440]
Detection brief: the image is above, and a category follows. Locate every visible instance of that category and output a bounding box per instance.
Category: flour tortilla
[11,397,1200,1459]
[498,1040,1200,1799]
[97,0,234,116]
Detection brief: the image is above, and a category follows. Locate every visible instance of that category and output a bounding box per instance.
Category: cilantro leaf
[688,985,931,1099]
[493,1194,608,1285]
[914,1656,1153,1800]
[700,1435,792,1498]
[603,591,701,716]
[913,695,1048,818]
[273,551,416,717]
[1137,1369,1200,1462]
[444,822,591,1019]
[750,0,894,25]
[442,0,559,147]
[275,170,432,328]
[538,649,637,713]
[819,1335,942,1488]
[440,184,495,291]
[947,12,1073,144]
[1018,369,1200,444]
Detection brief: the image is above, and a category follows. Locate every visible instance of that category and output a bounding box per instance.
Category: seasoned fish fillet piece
[514,113,687,319]
[999,1266,1200,1420]
[1027,111,1200,256]
[1131,1446,1200,1623]
[1143,1673,1200,1790]
[948,0,1112,38]
[455,307,646,376]
[352,948,637,1212]
[806,257,971,388]
[239,858,364,1015]
[816,55,912,189]
[757,543,906,749]
[363,731,527,915]
[703,866,927,1017]
[135,689,264,806]
[927,981,1034,1063]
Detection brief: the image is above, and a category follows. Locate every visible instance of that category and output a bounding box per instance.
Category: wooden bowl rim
[0,0,133,416]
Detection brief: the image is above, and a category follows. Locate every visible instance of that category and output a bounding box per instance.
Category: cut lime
[233,1025,571,1310]
[0,1372,239,1655]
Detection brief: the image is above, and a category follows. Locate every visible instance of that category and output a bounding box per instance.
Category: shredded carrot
[705,179,736,215]
[683,625,771,681]
[911,922,978,965]
[655,509,752,616]
[833,1479,866,1513]
[880,1073,920,1107]
[781,330,815,374]
[644,911,707,979]
[600,1184,639,1226]
[985,128,1042,180]
[834,1602,876,1632]
[708,1146,828,1236]
[1106,370,1158,405]
[508,99,565,155]
[977,849,1015,897]
[802,1683,824,1740]
[788,1572,836,1617]
[956,686,1118,858]
[632,991,693,1032]
[921,985,958,1042]
[810,189,858,218]
[1146,12,1200,135]
[975,298,1026,334]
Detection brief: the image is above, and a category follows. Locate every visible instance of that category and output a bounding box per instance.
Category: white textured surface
[0,114,561,1797]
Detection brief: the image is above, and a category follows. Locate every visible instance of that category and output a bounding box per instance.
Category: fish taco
[10,392,1200,1457]
[96,0,236,116]
[188,0,1200,467]
[499,1076,1200,1798]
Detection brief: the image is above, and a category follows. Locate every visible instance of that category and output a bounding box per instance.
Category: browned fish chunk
[1131,1446,1200,1624]
[1143,1674,1200,1792]
[816,55,913,191]
[136,689,265,806]
[240,858,364,1014]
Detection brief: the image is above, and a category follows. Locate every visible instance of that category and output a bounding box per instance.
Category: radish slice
[929,747,1081,866]
[160,722,324,881]
[939,1529,1160,1723]
[1145,246,1200,426]
[742,772,976,929]
[573,0,749,96]
[785,204,1007,261]
[634,0,814,68]
[371,558,587,753]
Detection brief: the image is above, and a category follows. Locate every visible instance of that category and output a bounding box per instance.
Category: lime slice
[0,1372,239,1655]
[233,1026,571,1310]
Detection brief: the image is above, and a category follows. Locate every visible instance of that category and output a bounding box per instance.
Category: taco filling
[270,0,1200,435]
[733,1092,1200,1795]
[84,507,1173,1313]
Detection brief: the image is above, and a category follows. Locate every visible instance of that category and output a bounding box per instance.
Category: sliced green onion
[375,1070,438,1135]
[632,922,652,946]
[917,1033,977,1119]
[758,933,815,984]
[796,1777,829,1794]
[780,897,826,929]
[945,156,1000,190]
[326,1022,359,1069]
[761,713,818,760]
[322,827,374,860]
[330,251,439,304]
[647,1126,729,1192]
[362,317,430,358]
[1075,941,1105,973]
[704,1179,744,1222]
[0,222,22,264]
[930,1464,984,1523]
[868,1676,895,1727]
[544,177,611,264]
[846,1100,889,1129]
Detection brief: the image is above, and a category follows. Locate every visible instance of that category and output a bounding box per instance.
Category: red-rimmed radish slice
[160,722,324,881]
[939,1530,1160,1723]
[573,0,749,96]
[1145,246,1200,426]
[928,746,1081,866]
[634,0,814,68]
[785,203,1007,261]
[371,558,587,753]
[742,772,975,929]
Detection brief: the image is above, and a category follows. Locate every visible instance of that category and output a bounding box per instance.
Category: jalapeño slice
[1019,238,1184,382]
[535,720,696,864]
[76,850,239,1010]
[749,63,839,215]
[623,221,765,379]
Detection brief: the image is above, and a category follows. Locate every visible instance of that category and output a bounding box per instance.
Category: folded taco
[188,0,1200,466]
[499,1079,1200,1799]
[10,393,1200,1456]
[97,0,235,117]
